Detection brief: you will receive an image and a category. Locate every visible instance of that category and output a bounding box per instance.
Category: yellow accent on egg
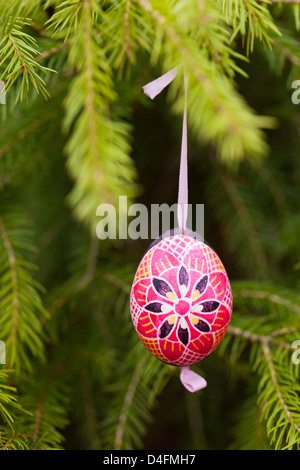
[192,291,199,300]
[166,292,176,300]
[190,315,199,325]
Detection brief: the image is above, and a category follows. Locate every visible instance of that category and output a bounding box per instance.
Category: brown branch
[45,235,99,320]
[0,110,58,160]
[32,361,69,445]
[76,236,99,290]
[2,433,30,450]
[35,41,71,63]
[114,357,146,450]
[235,289,300,316]
[124,0,134,62]
[80,370,100,449]
[265,0,300,4]
[228,325,296,349]
[102,272,131,294]
[273,39,300,68]
[33,388,47,442]
[9,34,28,75]
[220,175,269,277]
[269,326,298,338]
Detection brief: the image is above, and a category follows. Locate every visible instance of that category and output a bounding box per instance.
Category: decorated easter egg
[130,231,233,366]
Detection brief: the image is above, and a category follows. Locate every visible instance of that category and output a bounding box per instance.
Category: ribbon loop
[180,366,207,393]
[142,67,177,100]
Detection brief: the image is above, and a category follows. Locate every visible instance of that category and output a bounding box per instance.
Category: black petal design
[195,275,208,295]
[200,300,219,312]
[178,326,189,346]
[145,302,163,313]
[153,278,173,297]
[193,319,210,332]
[179,266,189,287]
[159,319,174,338]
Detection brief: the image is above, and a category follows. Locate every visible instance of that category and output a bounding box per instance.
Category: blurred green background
[0,0,300,450]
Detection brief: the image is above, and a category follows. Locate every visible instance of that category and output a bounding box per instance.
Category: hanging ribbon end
[142,84,155,100]
[180,366,207,393]
[142,67,178,101]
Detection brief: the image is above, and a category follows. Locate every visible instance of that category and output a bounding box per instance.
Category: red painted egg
[130,232,233,366]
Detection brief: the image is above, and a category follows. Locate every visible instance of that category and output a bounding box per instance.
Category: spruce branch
[235,286,300,316]
[79,370,101,449]
[136,0,276,163]
[229,325,297,349]
[263,342,300,436]
[0,209,48,373]
[101,345,172,450]
[1,432,31,450]
[0,110,57,160]
[0,370,20,427]
[266,0,300,3]
[123,0,135,63]
[114,357,146,450]
[48,0,84,40]
[222,280,300,449]
[220,175,269,276]
[19,362,71,449]
[35,40,71,62]
[257,343,300,449]
[217,0,280,54]
[0,215,20,348]
[45,234,99,320]
[50,0,138,227]
[0,18,55,101]
[229,392,271,450]
[104,0,152,71]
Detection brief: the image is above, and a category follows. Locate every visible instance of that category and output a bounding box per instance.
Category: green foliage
[0,0,300,451]
[217,0,280,54]
[0,207,48,373]
[0,369,20,426]
[0,17,54,101]
[101,345,172,450]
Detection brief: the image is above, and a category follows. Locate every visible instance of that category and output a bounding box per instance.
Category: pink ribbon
[180,366,207,392]
[143,67,188,231]
[143,68,207,393]
[177,72,188,231]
